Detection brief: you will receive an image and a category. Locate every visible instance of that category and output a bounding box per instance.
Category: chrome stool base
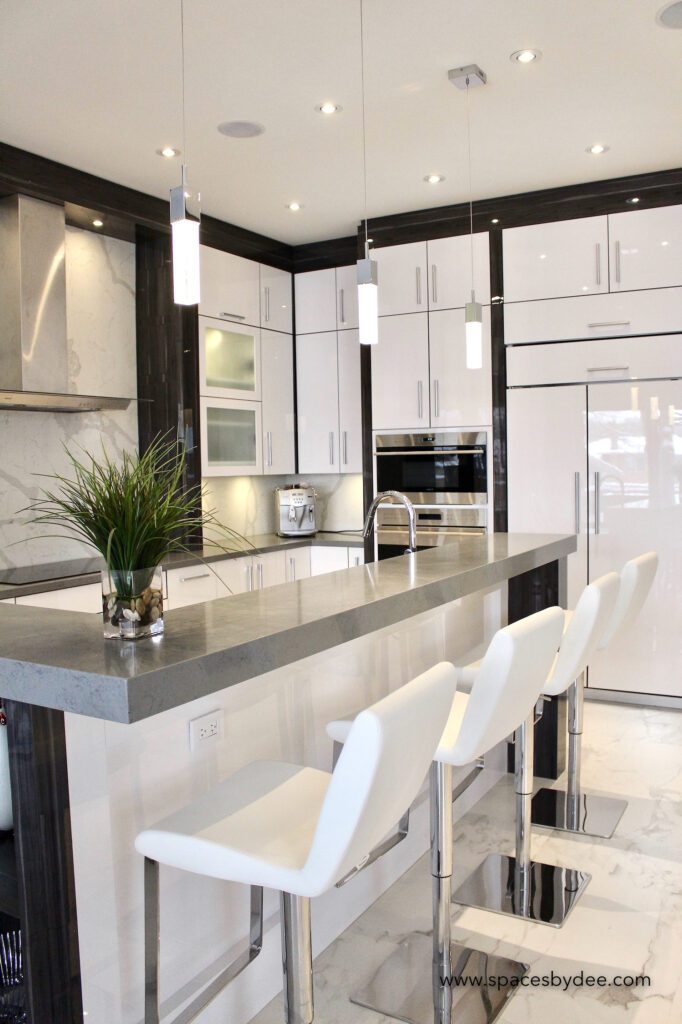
[350,932,527,1024]
[531,787,627,839]
[453,852,590,929]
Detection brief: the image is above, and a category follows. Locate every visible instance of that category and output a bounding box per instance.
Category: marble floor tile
[250,700,682,1023]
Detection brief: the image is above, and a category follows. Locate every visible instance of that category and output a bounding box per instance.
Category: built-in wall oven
[373,431,488,560]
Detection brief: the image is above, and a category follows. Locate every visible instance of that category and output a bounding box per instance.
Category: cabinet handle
[416,267,423,305]
[595,243,601,286]
[431,265,438,304]
[266,431,273,467]
[615,240,621,284]
[247,564,254,591]
[417,380,423,419]
[574,471,580,534]
[179,573,211,583]
[587,321,631,329]
[220,311,246,320]
[264,287,270,322]
[289,556,296,582]
[354,555,360,567]
[587,365,630,374]
[433,379,440,419]
[329,431,335,465]
[258,563,264,589]
[342,430,348,465]
[339,288,345,324]
[594,472,601,535]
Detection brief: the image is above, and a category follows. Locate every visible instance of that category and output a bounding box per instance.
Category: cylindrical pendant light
[171,0,201,305]
[357,0,378,345]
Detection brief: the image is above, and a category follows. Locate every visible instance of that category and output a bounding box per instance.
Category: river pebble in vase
[101,567,164,640]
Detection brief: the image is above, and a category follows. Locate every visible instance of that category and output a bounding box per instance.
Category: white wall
[0,226,138,568]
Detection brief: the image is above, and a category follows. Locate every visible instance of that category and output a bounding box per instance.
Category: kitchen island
[0,532,575,1024]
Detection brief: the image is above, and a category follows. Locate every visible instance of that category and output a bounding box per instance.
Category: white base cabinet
[310,546,355,575]
[15,583,101,613]
[166,566,221,610]
[285,547,311,583]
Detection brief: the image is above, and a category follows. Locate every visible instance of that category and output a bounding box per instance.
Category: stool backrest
[303,662,456,895]
[447,606,565,766]
[543,572,620,696]
[598,551,658,650]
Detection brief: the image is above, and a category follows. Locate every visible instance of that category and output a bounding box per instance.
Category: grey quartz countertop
[0,533,575,724]
[0,532,363,600]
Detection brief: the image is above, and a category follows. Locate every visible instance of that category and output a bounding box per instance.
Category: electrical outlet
[189,709,223,751]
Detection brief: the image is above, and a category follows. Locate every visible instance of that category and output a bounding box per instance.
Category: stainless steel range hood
[0,195,132,413]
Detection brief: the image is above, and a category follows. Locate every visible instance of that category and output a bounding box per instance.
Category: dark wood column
[5,701,82,1024]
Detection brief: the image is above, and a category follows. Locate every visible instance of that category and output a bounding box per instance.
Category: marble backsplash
[203,473,364,538]
[0,227,138,569]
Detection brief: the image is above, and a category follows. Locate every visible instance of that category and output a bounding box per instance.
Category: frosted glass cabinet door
[609,205,682,292]
[200,397,263,476]
[429,307,492,427]
[199,316,261,400]
[587,379,682,698]
[503,216,608,303]
[507,384,588,607]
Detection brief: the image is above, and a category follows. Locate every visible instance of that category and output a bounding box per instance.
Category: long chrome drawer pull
[587,365,630,373]
[374,448,485,457]
[587,320,631,329]
[179,573,211,582]
[220,312,246,320]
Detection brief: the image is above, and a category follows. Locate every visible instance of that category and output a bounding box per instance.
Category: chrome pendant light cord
[359,0,369,256]
[180,0,188,183]
[466,77,474,292]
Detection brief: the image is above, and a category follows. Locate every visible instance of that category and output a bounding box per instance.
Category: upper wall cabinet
[295,269,337,334]
[503,216,608,303]
[336,264,359,330]
[609,205,682,292]
[198,315,261,401]
[199,245,261,327]
[429,307,492,427]
[371,313,430,430]
[373,242,428,316]
[261,329,295,475]
[260,264,293,334]
[427,233,491,308]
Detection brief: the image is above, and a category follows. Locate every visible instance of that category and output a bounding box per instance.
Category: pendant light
[449,64,487,369]
[356,0,378,345]
[170,0,201,306]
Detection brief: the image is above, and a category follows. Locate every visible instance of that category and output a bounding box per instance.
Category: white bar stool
[532,551,658,839]
[134,663,455,1024]
[454,571,620,927]
[328,605,565,1024]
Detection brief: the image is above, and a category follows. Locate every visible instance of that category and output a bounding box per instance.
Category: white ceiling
[2,0,681,245]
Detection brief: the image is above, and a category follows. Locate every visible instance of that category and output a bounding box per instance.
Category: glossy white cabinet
[427,233,491,308]
[587,379,682,697]
[507,385,588,608]
[507,333,682,388]
[199,245,260,327]
[429,307,492,427]
[337,330,363,473]
[371,313,430,430]
[261,329,295,475]
[296,332,340,472]
[294,269,337,334]
[310,546,351,575]
[374,242,428,316]
[336,264,359,330]
[285,547,311,583]
[252,550,286,590]
[609,205,682,292]
[15,583,101,613]
[347,548,365,568]
[504,287,682,345]
[503,216,608,303]
[212,556,253,597]
[260,264,293,334]
[200,396,263,477]
[198,315,261,401]
[165,565,221,610]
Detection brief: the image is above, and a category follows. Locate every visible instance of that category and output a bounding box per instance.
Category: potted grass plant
[24,436,248,641]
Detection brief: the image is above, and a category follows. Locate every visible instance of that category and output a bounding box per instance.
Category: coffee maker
[275,484,317,537]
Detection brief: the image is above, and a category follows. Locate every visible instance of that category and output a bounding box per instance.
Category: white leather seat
[598,551,658,651]
[136,662,455,1024]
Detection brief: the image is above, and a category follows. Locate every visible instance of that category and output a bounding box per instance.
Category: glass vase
[101,567,164,640]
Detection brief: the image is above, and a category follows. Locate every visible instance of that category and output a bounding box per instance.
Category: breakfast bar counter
[0,533,575,1024]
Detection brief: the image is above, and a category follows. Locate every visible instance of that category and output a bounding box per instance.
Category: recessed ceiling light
[92,219,104,228]
[626,196,640,204]
[424,174,445,185]
[587,143,609,155]
[491,218,499,224]
[539,253,548,260]
[218,121,265,138]
[662,240,670,246]
[657,1,682,28]
[316,102,342,115]
[287,202,303,212]
[157,146,180,158]
[510,49,542,64]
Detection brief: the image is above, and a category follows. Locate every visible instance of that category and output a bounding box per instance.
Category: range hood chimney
[0,195,131,413]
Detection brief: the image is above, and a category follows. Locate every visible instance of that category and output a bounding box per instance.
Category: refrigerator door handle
[594,471,601,535]
[574,471,580,534]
